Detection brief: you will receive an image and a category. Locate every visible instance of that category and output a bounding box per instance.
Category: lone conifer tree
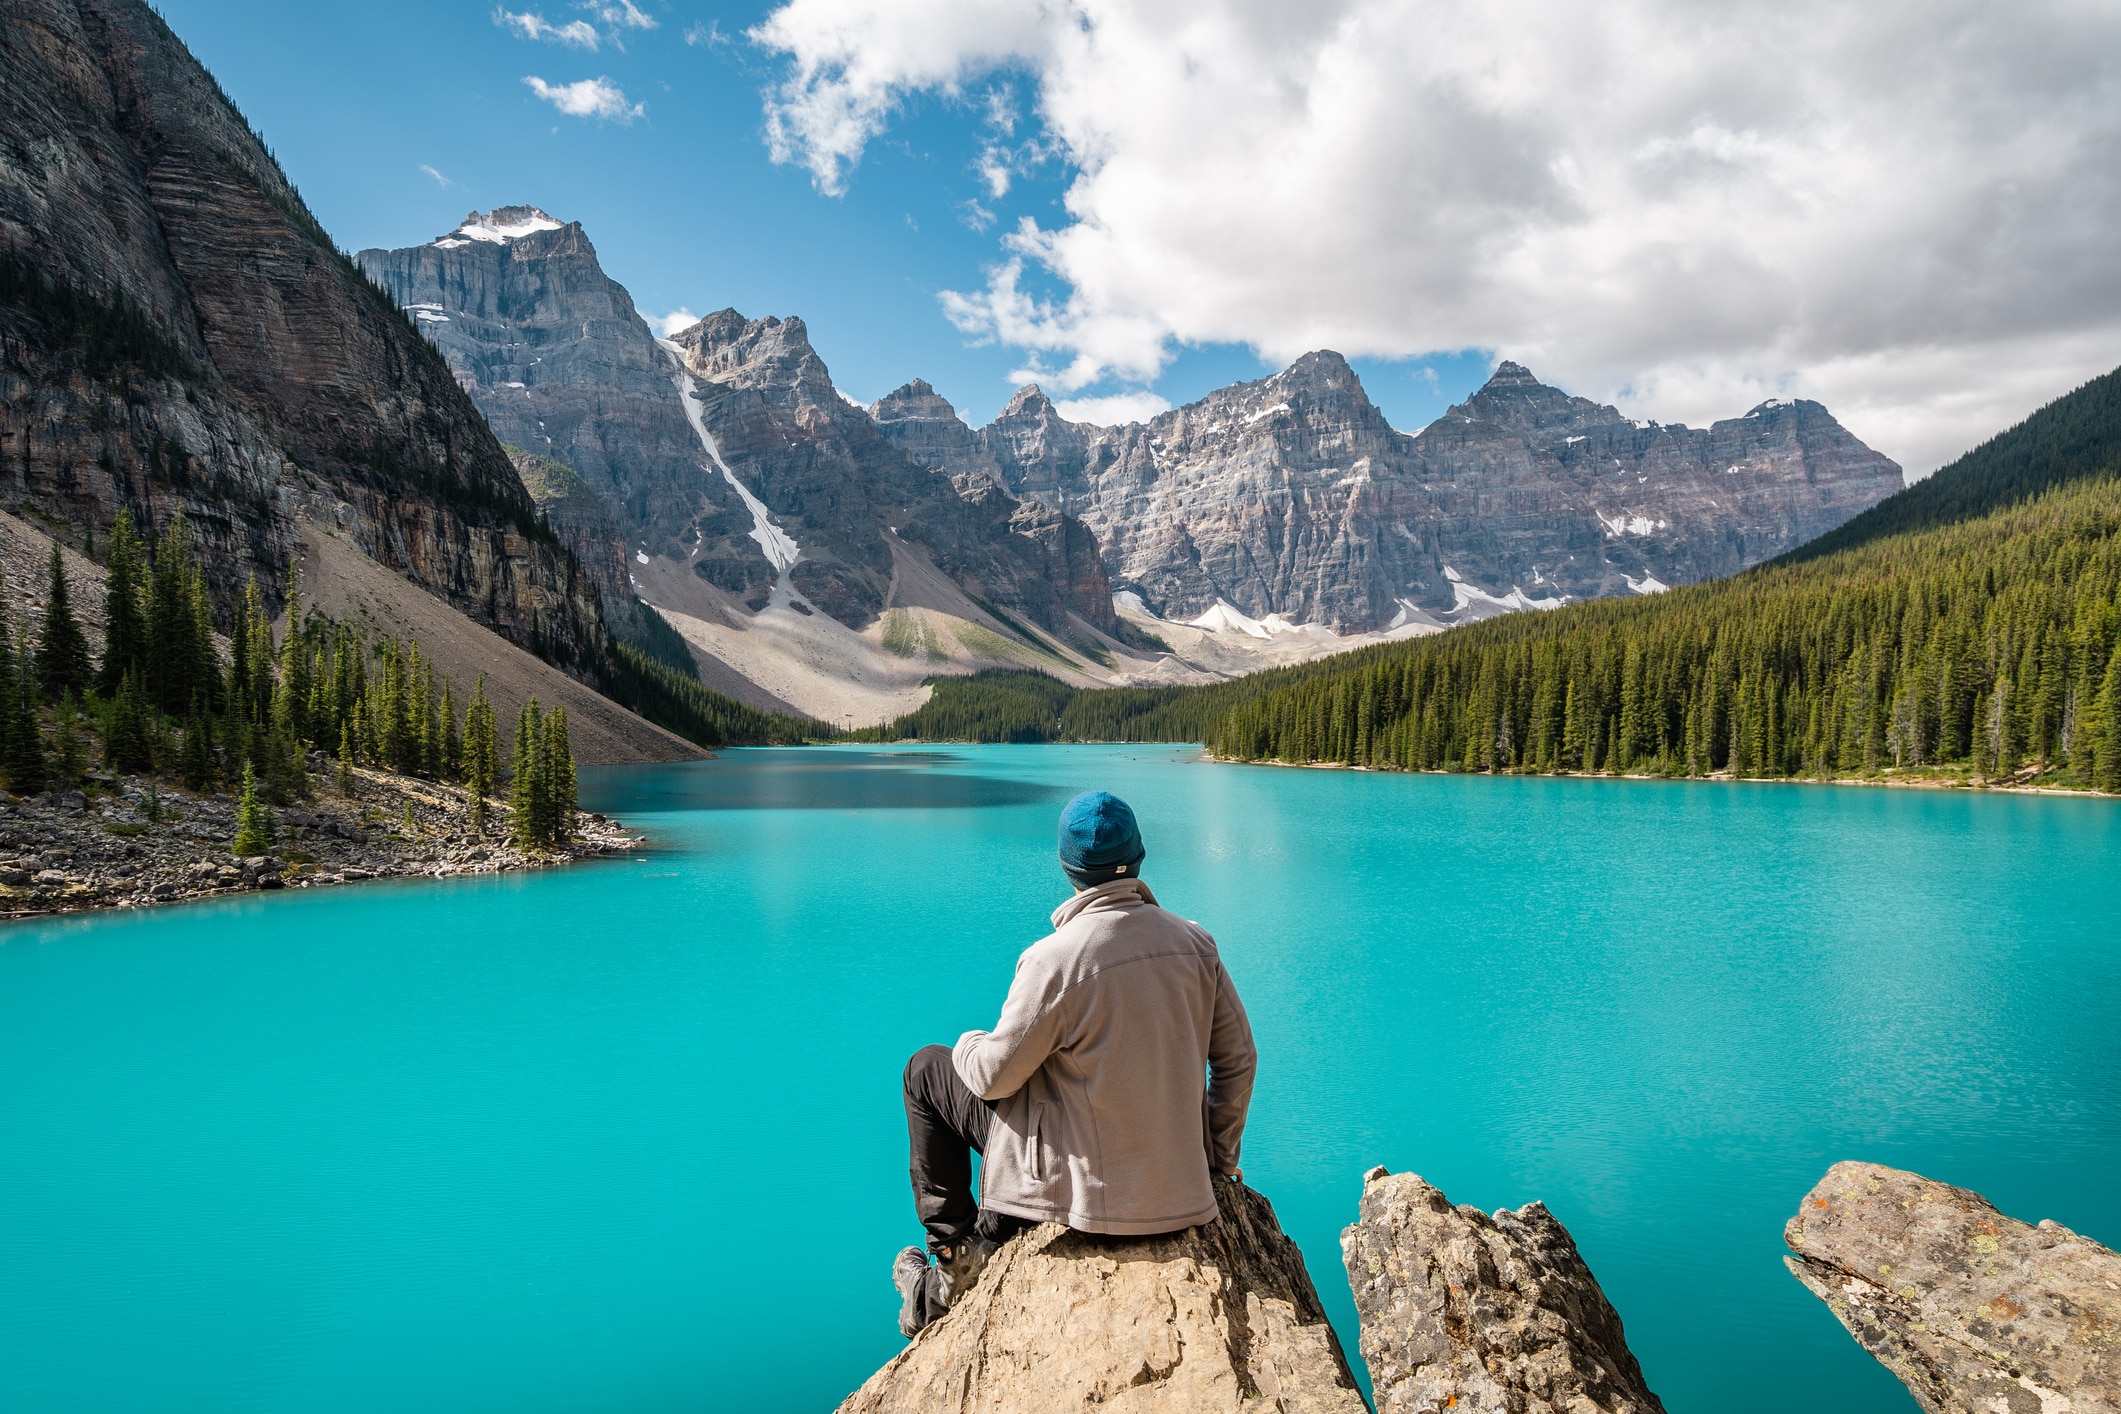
[232,762,273,856]
[98,510,148,695]
[38,543,92,704]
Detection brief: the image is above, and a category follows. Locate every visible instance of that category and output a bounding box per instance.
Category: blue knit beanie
[1058,790,1145,885]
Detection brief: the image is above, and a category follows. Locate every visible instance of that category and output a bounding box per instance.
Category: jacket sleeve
[1204,956,1256,1176]
[952,946,1069,1102]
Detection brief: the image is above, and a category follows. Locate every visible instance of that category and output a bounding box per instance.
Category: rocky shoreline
[0,757,641,921]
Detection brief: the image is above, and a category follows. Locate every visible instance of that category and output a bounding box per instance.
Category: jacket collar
[1051,877,1157,929]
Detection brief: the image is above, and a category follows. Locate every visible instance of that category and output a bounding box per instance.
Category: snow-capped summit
[433,206,564,249]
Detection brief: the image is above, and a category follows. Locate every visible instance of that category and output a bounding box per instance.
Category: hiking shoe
[934,1234,999,1305]
[892,1246,932,1339]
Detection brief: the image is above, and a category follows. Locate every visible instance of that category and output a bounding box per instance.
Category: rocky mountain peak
[870,379,961,424]
[1453,360,1629,437]
[999,383,1062,422]
[433,206,565,249]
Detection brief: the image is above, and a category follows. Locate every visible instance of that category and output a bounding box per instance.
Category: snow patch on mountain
[658,339,800,574]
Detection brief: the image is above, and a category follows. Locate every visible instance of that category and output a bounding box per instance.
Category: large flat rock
[1785,1160,2121,1413]
[1341,1166,1665,1414]
[837,1181,1365,1414]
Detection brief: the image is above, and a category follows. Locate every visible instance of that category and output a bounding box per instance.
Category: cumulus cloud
[752,0,2121,474]
[524,75,644,122]
[494,7,599,49]
[654,307,702,336]
[1053,391,1172,425]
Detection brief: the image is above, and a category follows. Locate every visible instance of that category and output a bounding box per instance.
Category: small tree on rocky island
[37,542,92,704]
[233,762,274,856]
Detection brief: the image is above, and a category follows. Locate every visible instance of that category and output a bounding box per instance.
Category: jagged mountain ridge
[358,213,1116,642]
[0,0,603,669]
[873,355,1905,632]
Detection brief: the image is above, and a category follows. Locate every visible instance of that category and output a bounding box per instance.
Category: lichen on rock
[1340,1166,1666,1414]
[1784,1160,2120,1414]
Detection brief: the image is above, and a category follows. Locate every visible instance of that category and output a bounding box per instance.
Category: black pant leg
[903,1044,994,1249]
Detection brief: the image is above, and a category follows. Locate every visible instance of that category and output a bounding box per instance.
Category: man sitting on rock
[893,789,1257,1337]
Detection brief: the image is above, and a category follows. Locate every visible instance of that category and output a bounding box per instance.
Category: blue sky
[155,0,1494,431]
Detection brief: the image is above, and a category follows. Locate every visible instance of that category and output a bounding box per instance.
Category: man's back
[953,878,1256,1236]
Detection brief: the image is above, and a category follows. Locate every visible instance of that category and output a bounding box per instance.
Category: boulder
[836,1181,1365,1414]
[1341,1167,1665,1414]
[1784,1161,2121,1413]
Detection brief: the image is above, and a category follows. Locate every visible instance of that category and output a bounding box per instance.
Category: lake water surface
[3,745,2117,1412]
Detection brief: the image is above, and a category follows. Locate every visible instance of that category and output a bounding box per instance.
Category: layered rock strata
[1341,1166,1666,1413]
[1785,1161,2121,1413]
[357,212,736,564]
[837,1180,1365,1413]
[873,358,1903,632]
[665,310,1115,634]
[0,1,603,668]
[356,218,1116,649]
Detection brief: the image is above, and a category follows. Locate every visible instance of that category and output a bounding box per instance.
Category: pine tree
[464,676,496,826]
[97,510,148,695]
[37,542,92,704]
[50,691,87,783]
[545,705,576,841]
[102,672,154,775]
[509,699,542,847]
[439,679,462,782]
[178,699,216,792]
[336,722,356,796]
[232,762,274,856]
[0,610,40,795]
[2099,650,2121,793]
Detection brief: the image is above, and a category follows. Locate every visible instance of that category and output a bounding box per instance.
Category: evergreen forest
[3,509,583,849]
[871,367,2121,795]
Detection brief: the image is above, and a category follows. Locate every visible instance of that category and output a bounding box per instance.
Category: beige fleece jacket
[952,878,1256,1236]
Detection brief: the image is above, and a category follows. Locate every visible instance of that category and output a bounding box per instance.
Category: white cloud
[523,75,643,122]
[683,20,727,47]
[752,0,2121,476]
[583,0,656,30]
[494,7,599,49]
[417,164,460,190]
[654,308,701,336]
[1053,391,1172,426]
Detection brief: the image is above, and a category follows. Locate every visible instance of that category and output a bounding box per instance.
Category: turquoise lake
[2,744,2117,1411]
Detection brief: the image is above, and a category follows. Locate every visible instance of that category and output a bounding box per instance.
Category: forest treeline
[7,510,581,848]
[871,479,2121,793]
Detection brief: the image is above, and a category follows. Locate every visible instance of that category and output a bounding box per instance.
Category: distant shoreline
[1197,752,2119,800]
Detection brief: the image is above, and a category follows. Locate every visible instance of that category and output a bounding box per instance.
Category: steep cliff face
[875,356,1903,632]
[356,213,736,563]
[667,311,1115,634]
[0,0,601,667]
